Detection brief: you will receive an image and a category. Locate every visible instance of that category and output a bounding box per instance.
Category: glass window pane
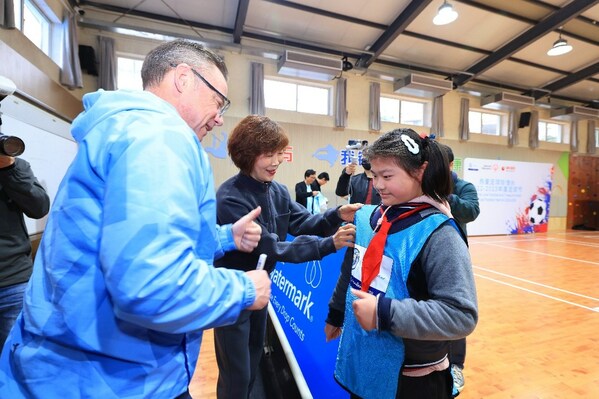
[400,101,424,126]
[23,0,48,52]
[297,85,329,115]
[265,80,297,111]
[538,122,547,141]
[117,57,144,90]
[380,97,399,123]
[469,111,481,133]
[481,113,500,135]
[546,123,561,143]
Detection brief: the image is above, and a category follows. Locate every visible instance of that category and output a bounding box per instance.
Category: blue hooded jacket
[0,90,256,398]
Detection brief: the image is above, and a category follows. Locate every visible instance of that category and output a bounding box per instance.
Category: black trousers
[449,338,466,368]
[349,368,453,399]
[174,391,192,399]
[213,307,268,399]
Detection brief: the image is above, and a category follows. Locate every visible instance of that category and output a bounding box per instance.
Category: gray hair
[141,39,228,89]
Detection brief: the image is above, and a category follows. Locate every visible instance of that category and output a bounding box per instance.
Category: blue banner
[270,242,349,399]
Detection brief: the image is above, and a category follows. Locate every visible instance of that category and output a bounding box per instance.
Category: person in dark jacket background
[0,155,49,352]
[214,115,361,399]
[442,144,480,396]
[295,168,317,209]
[335,160,381,205]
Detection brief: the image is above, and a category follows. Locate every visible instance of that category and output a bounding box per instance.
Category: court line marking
[473,265,599,302]
[470,237,599,247]
[473,273,599,312]
[470,237,599,248]
[472,242,599,266]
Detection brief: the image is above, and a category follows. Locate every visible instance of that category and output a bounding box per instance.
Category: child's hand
[324,323,342,342]
[351,289,377,331]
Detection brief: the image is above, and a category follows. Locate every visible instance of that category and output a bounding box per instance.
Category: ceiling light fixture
[433,1,458,26]
[547,31,573,56]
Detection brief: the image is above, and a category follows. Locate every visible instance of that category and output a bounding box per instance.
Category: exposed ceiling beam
[79,0,232,35]
[457,0,599,47]
[261,0,387,30]
[354,0,433,69]
[452,0,599,87]
[520,0,599,27]
[233,0,250,44]
[403,31,599,83]
[534,61,599,99]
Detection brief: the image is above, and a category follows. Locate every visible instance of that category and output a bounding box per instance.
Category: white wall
[1,95,77,235]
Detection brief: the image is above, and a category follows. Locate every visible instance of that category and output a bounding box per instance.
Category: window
[22,0,51,54]
[264,79,330,115]
[380,97,425,126]
[469,110,501,135]
[538,121,563,143]
[595,128,599,146]
[14,0,61,64]
[117,56,144,90]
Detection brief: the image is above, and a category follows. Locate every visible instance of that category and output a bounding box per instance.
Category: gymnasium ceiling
[74,0,599,108]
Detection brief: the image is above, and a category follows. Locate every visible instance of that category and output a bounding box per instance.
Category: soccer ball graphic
[528,198,547,225]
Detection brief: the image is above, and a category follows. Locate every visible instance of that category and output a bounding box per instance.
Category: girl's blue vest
[335,205,449,399]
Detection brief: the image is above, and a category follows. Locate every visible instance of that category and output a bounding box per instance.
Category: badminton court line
[473,265,599,302]
[473,273,599,312]
[474,242,599,267]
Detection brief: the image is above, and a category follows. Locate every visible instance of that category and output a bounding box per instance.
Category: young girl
[214,115,361,399]
[325,128,478,399]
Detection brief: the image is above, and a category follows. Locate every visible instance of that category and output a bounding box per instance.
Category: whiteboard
[1,96,77,235]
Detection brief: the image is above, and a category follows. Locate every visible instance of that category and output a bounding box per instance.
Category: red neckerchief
[361,203,432,292]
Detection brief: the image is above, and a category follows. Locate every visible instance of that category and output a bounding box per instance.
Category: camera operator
[0,153,50,353]
[335,142,381,205]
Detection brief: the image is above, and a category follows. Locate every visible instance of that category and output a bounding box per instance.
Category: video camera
[0,134,25,156]
[0,76,24,156]
[346,140,368,165]
[346,139,368,151]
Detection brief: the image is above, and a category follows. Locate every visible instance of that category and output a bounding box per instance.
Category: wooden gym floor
[190,230,599,398]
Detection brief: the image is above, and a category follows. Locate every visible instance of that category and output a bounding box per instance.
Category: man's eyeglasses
[170,63,231,117]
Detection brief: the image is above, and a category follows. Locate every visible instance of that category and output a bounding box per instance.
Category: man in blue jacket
[0,39,270,399]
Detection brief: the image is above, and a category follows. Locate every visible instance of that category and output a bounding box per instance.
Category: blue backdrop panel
[270,240,349,399]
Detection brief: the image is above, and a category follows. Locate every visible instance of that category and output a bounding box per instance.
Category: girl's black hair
[363,128,451,202]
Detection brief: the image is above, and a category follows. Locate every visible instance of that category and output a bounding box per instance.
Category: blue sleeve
[98,117,254,333]
[215,223,236,260]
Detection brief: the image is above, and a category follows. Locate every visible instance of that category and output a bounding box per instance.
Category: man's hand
[0,155,15,169]
[232,207,262,253]
[337,203,363,222]
[345,163,357,175]
[351,288,377,331]
[332,223,356,250]
[245,270,271,310]
[324,323,342,342]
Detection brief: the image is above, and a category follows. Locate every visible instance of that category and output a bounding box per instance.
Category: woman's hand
[337,203,363,222]
[332,223,356,250]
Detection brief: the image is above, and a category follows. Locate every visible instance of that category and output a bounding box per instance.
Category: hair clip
[400,134,420,155]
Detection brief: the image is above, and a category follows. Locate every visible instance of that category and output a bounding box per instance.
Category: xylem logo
[271,269,315,321]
